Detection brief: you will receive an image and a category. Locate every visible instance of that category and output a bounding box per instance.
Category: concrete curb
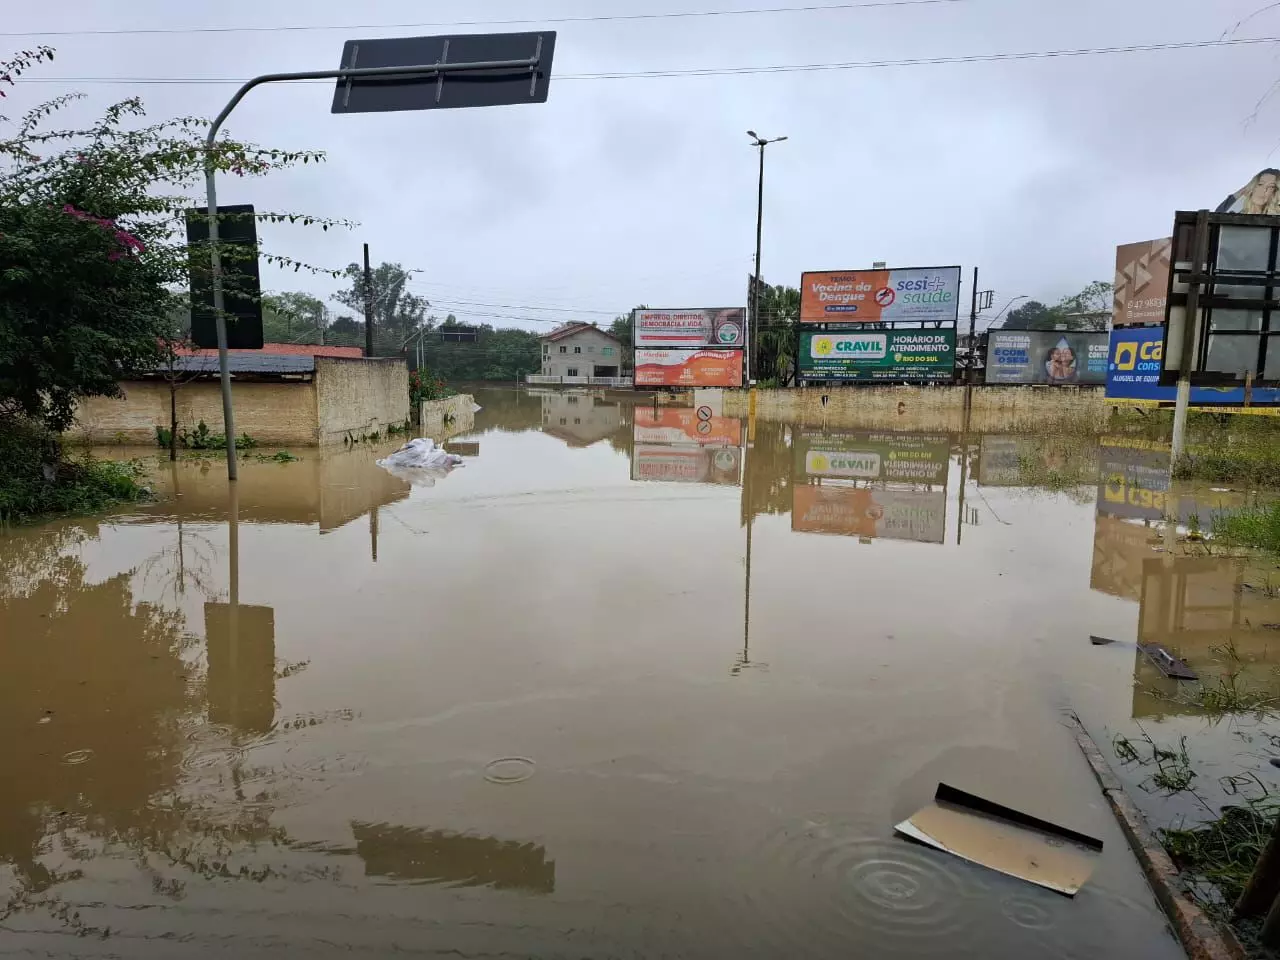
[1067,714,1246,960]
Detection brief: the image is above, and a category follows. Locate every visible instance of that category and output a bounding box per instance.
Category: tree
[999,282,1114,332]
[754,283,801,384]
[262,291,326,343]
[608,305,646,373]
[334,261,430,347]
[1055,280,1113,331]
[1001,300,1058,330]
[0,46,345,435]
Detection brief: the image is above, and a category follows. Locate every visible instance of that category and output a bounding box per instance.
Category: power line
[10,37,1276,86]
[0,1,961,38]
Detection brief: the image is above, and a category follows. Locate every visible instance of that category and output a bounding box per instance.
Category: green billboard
[793,431,951,485]
[798,329,955,382]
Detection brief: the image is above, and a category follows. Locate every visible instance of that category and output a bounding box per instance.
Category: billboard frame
[631,307,748,350]
[798,264,964,327]
[983,328,1110,386]
[1161,209,1280,388]
[797,328,956,383]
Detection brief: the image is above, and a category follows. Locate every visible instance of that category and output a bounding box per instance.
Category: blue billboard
[1105,327,1280,405]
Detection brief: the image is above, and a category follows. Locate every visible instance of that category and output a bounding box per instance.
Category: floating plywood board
[894,783,1103,897]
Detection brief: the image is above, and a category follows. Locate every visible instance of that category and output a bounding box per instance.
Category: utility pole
[363,243,375,358]
[967,267,979,384]
[748,131,788,382]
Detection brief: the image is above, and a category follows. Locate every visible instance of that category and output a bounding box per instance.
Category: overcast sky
[6,0,1280,331]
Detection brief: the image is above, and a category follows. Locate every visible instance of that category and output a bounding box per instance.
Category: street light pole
[748,131,787,382]
[202,56,541,480]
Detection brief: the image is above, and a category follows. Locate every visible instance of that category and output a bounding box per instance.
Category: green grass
[1214,501,1280,553]
[0,419,149,525]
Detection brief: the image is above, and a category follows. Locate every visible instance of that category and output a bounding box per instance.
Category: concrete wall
[74,380,319,446]
[419,394,476,439]
[315,357,409,445]
[723,385,1108,432]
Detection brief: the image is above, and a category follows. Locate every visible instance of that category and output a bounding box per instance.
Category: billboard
[634,407,743,446]
[634,349,743,388]
[1106,327,1280,404]
[633,308,746,349]
[1113,238,1171,327]
[800,266,961,325]
[793,431,951,485]
[798,330,955,382]
[985,330,1109,385]
[792,486,946,543]
[631,443,742,485]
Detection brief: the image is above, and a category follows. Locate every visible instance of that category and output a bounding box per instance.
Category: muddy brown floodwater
[6,385,1244,959]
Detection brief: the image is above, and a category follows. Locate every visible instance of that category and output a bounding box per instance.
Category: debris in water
[1138,643,1198,681]
[1089,635,1117,646]
[894,783,1103,896]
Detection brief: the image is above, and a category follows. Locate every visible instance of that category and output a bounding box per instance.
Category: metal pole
[203,159,239,480]
[751,142,765,383]
[1171,210,1211,465]
[967,266,979,385]
[200,57,544,481]
[363,243,375,357]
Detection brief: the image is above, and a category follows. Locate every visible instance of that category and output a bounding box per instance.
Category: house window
[567,367,579,377]
[574,418,581,425]
[588,345,596,353]
[574,346,582,354]
[559,346,567,354]
[602,347,614,356]
[543,345,549,354]
[560,418,567,425]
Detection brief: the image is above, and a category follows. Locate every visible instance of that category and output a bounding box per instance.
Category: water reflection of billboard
[1097,443,1171,522]
[634,407,743,446]
[793,431,950,484]
[985,331,1109,385]
[791,486,946,543]
[631,444,743,485]
[1090,514,1155,601]
[205,603,276,734]
[977,435,1025,486]
[634,349,743,388]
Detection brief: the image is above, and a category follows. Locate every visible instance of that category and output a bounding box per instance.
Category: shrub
[0,418,147,524]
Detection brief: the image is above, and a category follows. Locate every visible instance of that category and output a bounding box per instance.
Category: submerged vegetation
[1214,501,1280,554]
[0,419,148,525]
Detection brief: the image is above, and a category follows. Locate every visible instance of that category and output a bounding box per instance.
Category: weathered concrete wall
[722,385,1108,432]
[419,394,476,439]
[315,357,409,445]
[73,380,319,446]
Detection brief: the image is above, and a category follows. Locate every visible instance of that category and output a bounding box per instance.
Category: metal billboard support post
[202,51,548,480]
[1170,210,1210,466]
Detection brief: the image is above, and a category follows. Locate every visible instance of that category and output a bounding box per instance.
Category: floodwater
[11,386,1273,959]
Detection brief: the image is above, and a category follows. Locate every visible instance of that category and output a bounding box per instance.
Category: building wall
[314,357,410,445]
[541,328,624,377]
[73,380,319,446]
[419,394,476,439]
[722,385,1108,432]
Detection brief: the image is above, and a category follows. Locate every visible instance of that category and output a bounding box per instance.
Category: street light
[748,131,787,382]
[990,294,1030,328]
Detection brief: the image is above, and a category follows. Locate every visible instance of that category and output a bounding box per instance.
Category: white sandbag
[376,437,464,472]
